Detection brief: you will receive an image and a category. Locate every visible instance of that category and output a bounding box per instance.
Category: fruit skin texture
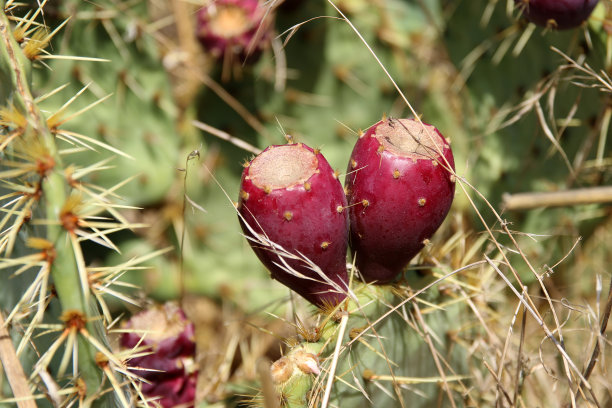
[120,303,197,408]
[238,143,349,307]
[345,118,455,283]
[515,0,599,30]
[196,0,272,62]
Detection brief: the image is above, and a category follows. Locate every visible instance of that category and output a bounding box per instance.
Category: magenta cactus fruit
[238,143,349,307]
[515,0,599,30]
[120,302,197,408]
[345,118,455,283]
[196,0,273,62]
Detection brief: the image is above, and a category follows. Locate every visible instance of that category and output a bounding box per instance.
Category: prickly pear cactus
[443,0,612,284]
[0,1,175,406]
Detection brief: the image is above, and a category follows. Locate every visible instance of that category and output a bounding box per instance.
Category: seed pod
[515,0,599,30]
[345,118,455,283]
[238,143,349,307]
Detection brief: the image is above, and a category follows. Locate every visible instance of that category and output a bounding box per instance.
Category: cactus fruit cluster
[237,119,457,405]
[120,302,197,408]
[238,118,455,305]
[515,0,599,29]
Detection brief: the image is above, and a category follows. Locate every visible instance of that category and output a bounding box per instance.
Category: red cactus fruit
[515,0,599,30]
[196,0,273,62]
[120,302,197,408]
[238,143,349,307]
[345,118,455,283]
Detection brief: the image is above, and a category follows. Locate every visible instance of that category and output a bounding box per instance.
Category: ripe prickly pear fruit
[196,0,273,62]
[345,118,455,283]
[120,302,197,408]
[515,0,599,30]
[238,143,349,307]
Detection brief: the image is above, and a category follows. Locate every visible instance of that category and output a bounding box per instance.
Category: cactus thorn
[284,134,294,143]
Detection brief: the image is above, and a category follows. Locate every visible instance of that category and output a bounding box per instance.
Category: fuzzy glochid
[238,143,349,307]
[345,118,456,283]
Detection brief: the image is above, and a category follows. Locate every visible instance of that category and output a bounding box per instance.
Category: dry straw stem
[502,185,612,210]
[0,312,36,408]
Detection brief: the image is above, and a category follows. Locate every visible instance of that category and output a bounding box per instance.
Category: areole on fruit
[238,143,349,307]
[345,118,455,283]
